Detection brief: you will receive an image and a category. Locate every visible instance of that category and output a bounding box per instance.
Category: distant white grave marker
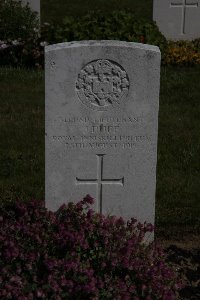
[153,0,200,40]
[171,0,198,35]
[17,0,40,16]
[45,41,161,242]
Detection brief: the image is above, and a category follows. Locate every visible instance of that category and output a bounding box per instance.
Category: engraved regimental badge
[76,59,129,111]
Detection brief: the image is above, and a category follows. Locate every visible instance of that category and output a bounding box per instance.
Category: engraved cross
[170,0,199,34]
[76,154,124,213]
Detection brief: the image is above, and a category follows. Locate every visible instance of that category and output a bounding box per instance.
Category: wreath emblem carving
[76,59,129,111]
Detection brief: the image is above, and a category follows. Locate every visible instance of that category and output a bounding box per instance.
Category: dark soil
[162,245,200,300]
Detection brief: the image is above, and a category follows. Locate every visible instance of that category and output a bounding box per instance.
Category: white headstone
[45,41,160,241]
[153,0,200,40]
[20,0,40,16]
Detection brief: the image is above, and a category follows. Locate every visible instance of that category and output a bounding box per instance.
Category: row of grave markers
[17,0,200,41]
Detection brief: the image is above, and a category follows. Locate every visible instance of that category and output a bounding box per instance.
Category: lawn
[0,67,44,202]
[0,66,199,240]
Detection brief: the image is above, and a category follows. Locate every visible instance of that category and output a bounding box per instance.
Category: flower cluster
[0,39,22,49]
[0,35,48,69]
[163,39,200,65]
[0,195,185,299]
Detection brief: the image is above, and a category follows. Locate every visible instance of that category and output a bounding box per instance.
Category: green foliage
[0,10,168,69]
[0,0,41,69]
[41,0,153,24]
[0,0,39,40]
[1,4,200,68]
[52,10,167,53]
[2,8,200,68]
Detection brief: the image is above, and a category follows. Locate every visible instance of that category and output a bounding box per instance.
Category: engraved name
[58,116,141,124]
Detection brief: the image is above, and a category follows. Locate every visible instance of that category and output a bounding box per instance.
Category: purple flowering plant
[0,195,185,299]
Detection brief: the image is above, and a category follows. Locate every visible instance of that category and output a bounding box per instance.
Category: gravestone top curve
[45,40,160,53]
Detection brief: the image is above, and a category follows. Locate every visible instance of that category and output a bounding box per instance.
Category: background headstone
[153,0,200,40]
[20,0,40,16]
[45,41,160,241]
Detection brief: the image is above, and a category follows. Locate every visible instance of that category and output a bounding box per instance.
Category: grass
[0,67,44,202]
[156,66,200,239]
[0,66,200,239]
[41,0,153,24]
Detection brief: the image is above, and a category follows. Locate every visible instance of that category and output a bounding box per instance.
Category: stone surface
[153,0,200,40]
[45,41,161,241]
[20,0,40,15]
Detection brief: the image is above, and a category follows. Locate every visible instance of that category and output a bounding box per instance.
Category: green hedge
[0,3,200,68]
[52,11,167,54]
[0,0,39,40]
